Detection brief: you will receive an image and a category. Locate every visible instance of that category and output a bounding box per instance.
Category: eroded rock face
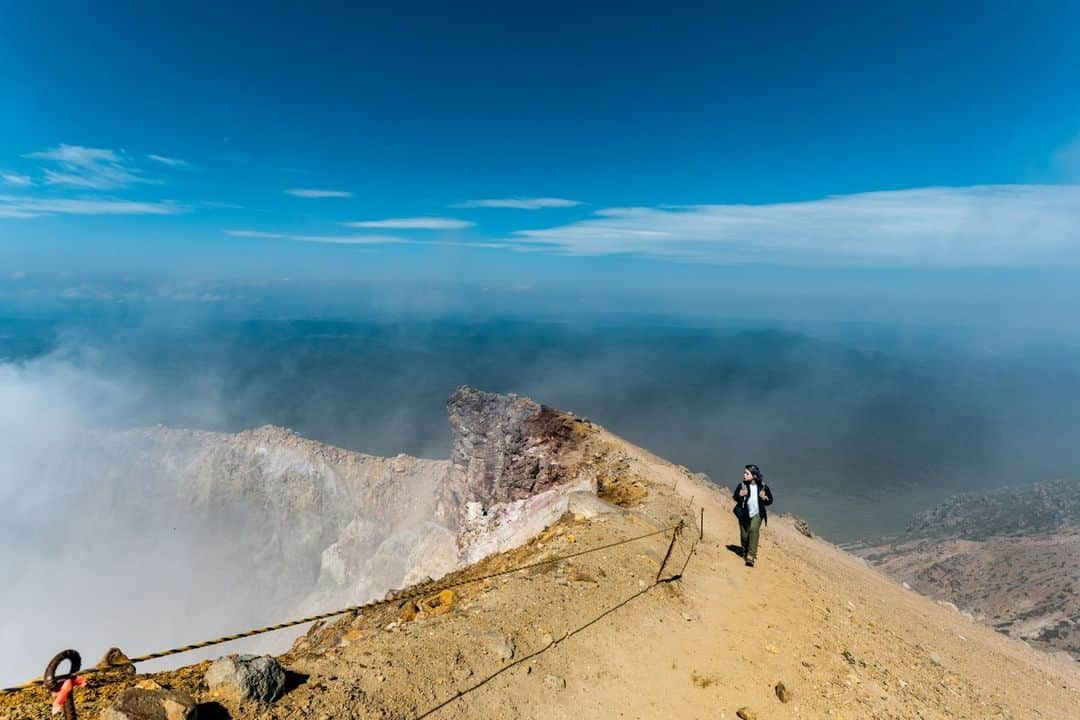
[440,386,593,560]
[442,386,583,522]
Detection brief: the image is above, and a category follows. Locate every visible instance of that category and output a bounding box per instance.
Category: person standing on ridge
[733,464,773,567]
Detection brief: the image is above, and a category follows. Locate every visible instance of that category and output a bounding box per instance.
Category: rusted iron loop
[43,650,81,693]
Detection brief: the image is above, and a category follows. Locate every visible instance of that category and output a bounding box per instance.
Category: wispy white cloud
[23,145,154,190]
[509,185,1080,267]
[1,172,33,188]
[452,197,583,210]
[224,228,510,250]
[344,217,474,230]
[0,194,183,218]
[284,188,353,198]
[224,229,406,245]
[146,154,192,169]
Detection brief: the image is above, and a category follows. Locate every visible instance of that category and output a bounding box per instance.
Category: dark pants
[740,515,762,560]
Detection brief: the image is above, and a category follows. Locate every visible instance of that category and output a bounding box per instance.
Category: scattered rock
[691,671,718,688]
[423,589,456,616]
[101,688,196,720]
[543,674,567,690]
[775,681,792,703]
[570,569,599,584]
[937,600,959,613]
[902,581,912,591]
[929,652,943,667]
[765,644,781,655]
[96,647,136,676]
[790,515,813,538]
[205,654,287,704]
[736,707,757,720]
[469,628,516,661]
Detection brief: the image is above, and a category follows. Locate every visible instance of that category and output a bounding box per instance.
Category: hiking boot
[745,557,755,567]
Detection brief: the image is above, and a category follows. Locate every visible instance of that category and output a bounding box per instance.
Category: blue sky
[1,1,1079,321]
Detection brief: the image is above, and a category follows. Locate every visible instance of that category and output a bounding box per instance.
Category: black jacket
[732,481,773,525]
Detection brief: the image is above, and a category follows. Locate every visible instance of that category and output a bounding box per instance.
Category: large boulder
[101,688,197,720]
[204,654,286,704]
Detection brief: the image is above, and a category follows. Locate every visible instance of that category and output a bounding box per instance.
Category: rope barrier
[1,522,680,695]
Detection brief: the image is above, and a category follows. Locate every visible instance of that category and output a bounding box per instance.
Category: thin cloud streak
[146,154,193,169]
[344,217,474,230]
[1,172,33,188]
[0,194,184,218]
[224,228,509,250]
[511,185,1080,267]
[23,145,154,190]
[225,229,407,245]
[284,189,353,198]
[452,197,582,210]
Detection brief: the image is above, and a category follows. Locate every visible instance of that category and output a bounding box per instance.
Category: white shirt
[747,483,759,518]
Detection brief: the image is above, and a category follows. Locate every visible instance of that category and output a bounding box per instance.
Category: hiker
[733,464,773,567]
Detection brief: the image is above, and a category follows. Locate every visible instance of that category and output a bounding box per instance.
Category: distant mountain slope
[851,478,1080,659]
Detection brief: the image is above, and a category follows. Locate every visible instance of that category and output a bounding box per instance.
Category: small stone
[543,674,566,690]
[775,681,792,703]
[765,644,780,655]
[681,613,693,622]
[205,654,287,704]
[790,515,813,538]
[736,707,757,720]
[929,652,943,666]
[96,647,136,676]
[469,628,516,661]
[570,570,598,585]
[101,688,197,720]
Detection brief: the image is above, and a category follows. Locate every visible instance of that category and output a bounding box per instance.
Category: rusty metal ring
[43,650,81,693]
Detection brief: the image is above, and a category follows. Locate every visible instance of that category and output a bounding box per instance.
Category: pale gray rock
[543,674,566,690]
[205,654,286,703]
[468,627,516,661]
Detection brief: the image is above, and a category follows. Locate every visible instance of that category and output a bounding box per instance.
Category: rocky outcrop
[442,387,585,522]
[439,387,592,559]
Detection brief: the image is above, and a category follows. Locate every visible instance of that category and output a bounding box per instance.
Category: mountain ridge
[3,391,1079,719]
